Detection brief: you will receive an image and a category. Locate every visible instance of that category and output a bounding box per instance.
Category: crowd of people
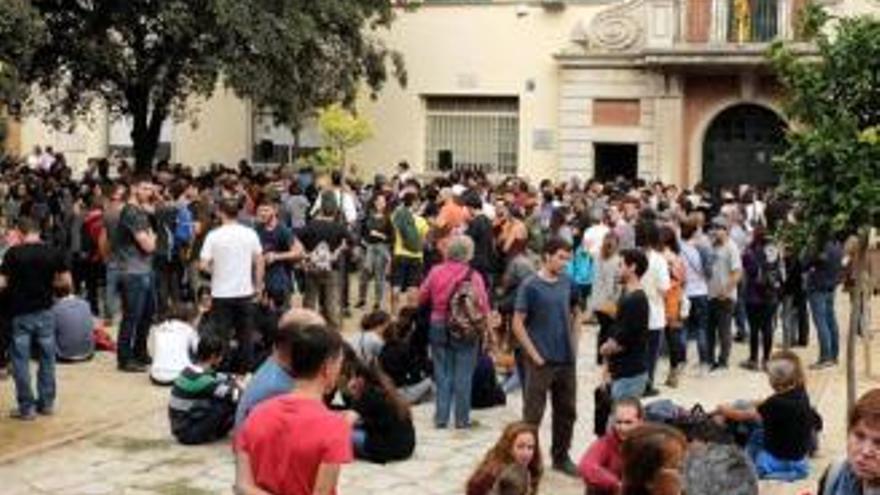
[0,146,877,495]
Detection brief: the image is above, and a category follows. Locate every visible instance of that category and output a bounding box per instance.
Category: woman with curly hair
[467,422,543,495]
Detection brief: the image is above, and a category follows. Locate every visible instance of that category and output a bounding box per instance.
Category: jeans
[10,310,56,414]
[611,372,648,401]
[155,258,184,320]
[358,243,390,310]
[809,290,839,362]
[665,326,686,369]
[118,272,156,366]
[352,427,368,459]
[304,270,342,332]
[523,360,577,463]
[685,295,711,365]
[104,265,123,322]
[708,298,734,366]
[747,302,778,362]
[429,324,479,428]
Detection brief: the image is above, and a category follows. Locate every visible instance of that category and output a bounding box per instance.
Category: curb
[0,405,163,466]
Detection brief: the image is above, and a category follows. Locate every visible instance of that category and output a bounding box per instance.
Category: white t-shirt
[642,249,671,330]
[150,320,198,384]
[200,223,263,298]
[582,224,610,259]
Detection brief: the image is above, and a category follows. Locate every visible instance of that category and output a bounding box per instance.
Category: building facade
[12,0,878,186]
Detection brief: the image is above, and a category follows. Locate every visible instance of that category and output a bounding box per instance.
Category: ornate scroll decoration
[588,0,646,51]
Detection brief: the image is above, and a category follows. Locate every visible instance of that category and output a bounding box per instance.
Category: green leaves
[770,8,880,252]
[317,103,373,171]
[0,0,406,170]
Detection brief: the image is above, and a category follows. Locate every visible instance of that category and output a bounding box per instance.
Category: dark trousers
[523,361,576,463]
[156,259,184,320]
[339,255,351,311]
[708,298,735,366]
[76,259,104,316]
[210,297,257,373]
[304,271,341,332]
[646,330,663,386]
[747,302,778,363]
[665,326,686,368]
[782,292,810,347]
[172,400,236,445]
[118,272,156,366]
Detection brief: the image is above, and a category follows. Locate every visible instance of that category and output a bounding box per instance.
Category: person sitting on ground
[378,310,434,405]
[682,443,758,495]
[150,303,199,385]
[52,285,95,363]
[169,332,241,445]
[579,397,644,495]
[350,310,391,365]
[234,324,353,495]
[342,357,415,464]
[467,422,544,495]
[621,423,688,495]
[713,349,821,481]
[817,388,880,494]
[234,308,325,428]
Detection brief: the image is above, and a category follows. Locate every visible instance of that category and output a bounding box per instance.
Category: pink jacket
[418,261,490,324]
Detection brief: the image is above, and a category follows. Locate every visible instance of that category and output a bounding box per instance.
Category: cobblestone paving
[0,326,876,495]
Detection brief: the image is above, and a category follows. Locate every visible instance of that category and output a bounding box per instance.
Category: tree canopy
[770,10,880,249]
[0,0,407,171]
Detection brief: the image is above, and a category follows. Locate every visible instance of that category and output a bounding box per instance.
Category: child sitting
[169,332,241,445]
[150,303,199,385]
[713,349,822,481]
[350,310,391,365]
[342,357,415,463]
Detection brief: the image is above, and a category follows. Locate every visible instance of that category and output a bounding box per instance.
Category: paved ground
[1,298,878,495]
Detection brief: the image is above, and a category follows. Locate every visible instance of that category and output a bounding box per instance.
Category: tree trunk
[847,231,871,417]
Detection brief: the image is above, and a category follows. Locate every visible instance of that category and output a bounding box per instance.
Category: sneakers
[739,360,759,371]
[809,360,837,370]
[9,408,36,421]
[118,362,147,373]
[643,386,661,397]
[710,362,729,373]
[552,457,579,477]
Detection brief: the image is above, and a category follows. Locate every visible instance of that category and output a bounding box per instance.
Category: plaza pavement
[0,300,878,495]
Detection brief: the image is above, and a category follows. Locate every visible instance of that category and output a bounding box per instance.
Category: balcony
[681,0,802,43]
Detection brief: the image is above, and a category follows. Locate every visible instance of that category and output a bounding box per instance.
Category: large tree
[770,8,880,413]
[0,0,406,171]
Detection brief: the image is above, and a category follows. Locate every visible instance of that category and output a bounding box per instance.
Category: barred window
[424,96,519,176]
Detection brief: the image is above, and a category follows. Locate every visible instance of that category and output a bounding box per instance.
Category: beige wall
[172,84,251,168]
[19,101,109,173]
[351,3,603,182]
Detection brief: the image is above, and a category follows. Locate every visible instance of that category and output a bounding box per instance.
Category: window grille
[424,96,519,175]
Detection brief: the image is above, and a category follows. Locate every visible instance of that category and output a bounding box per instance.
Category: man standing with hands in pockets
[513,237,580,477]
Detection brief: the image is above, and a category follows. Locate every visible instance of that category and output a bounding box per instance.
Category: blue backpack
[566,246,594,286]
[172,205,194,252]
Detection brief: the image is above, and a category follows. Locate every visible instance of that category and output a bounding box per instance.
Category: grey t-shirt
[116,204,153,274]
[709,240,742,301]
[53,296,94,360]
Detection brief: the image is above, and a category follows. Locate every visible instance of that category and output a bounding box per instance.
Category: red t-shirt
[235,395,353,495]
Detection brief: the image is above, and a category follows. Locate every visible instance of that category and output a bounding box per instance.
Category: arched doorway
[702,104,786,188]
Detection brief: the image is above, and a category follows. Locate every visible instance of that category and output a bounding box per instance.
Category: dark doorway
[594,143,638,182]
[702,104,786,188]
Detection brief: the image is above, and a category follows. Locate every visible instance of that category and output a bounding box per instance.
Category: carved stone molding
[588,0,646,51]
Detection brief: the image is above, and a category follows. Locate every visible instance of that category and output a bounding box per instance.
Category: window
[424,96,519,175]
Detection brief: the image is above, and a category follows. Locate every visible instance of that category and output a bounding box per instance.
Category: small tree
[318,103,373,176]
[770,8,880,414]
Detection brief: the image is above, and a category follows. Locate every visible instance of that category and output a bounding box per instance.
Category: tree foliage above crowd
[0,0,407,171]
[770,10,880,250]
